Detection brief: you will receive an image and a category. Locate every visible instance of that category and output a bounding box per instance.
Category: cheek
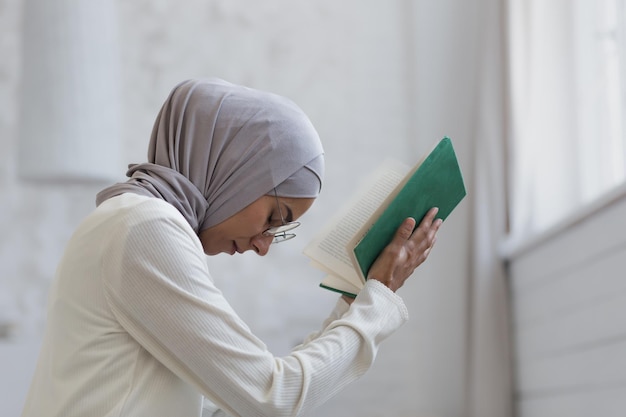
[238,211,270,236]
[239,220,266,238]
[216,215,264,240]
[202,197,273,244]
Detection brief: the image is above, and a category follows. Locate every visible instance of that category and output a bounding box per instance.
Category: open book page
[303,159,409,291]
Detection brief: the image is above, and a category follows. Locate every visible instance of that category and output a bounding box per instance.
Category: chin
[201,245,219,256]
[208,245,236,256]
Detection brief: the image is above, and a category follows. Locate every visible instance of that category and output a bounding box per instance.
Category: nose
[251,234,273,256]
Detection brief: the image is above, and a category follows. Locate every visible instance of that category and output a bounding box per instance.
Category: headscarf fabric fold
[96,78,324,233]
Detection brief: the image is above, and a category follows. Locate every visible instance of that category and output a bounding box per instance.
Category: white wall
[0,1,481,416]
[507,185,626,417]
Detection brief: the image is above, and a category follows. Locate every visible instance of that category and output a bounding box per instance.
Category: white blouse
[21,194,408,417]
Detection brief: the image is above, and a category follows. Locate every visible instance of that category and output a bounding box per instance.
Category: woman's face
[198,195,315,256]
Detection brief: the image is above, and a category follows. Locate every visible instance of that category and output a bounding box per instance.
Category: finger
[395,217,417,241]
[409,207,439,239]
[420,207,439,227]
[409,216,441,259]
[411,233,438,268]
[424,219,442,248]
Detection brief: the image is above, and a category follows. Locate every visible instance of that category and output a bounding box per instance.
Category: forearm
[294,296,350,348]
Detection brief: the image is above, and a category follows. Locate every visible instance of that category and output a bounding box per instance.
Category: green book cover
[352,137,467,279]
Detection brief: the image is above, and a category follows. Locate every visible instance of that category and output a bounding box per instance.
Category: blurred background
[1,0,626,416]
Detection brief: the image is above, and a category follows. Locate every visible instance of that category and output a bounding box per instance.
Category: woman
[21,78,442,417]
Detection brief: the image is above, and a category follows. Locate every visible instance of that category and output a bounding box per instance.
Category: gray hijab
[96,78,324,234]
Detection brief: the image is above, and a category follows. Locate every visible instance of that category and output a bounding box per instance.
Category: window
[508,0,626,238]
[574,0,626,200]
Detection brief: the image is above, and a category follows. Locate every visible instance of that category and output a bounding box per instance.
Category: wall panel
[508,189,626,417]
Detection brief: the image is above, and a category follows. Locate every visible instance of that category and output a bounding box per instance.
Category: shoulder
[99,193,186,222]
[101,193,194,233]
[98,194,208,281]
[97,193,201,253]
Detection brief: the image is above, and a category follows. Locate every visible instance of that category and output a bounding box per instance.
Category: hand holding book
[304,137,466,298]
[366,207,442,292]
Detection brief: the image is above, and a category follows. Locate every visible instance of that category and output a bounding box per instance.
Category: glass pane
[574,0,626,202]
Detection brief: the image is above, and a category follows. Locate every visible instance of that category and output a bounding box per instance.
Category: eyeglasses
[262,189,300,244]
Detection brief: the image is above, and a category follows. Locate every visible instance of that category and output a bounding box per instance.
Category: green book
[351,137,467,281]
[303,137,466,297]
